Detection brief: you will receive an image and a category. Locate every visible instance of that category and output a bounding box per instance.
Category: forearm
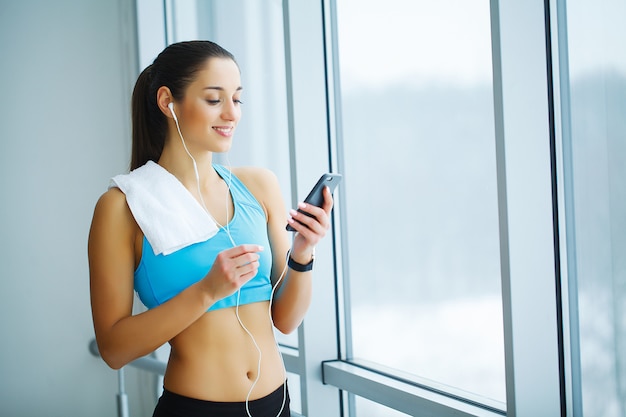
[271,267,313,334]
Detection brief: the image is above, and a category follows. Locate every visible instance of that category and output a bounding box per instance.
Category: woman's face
[175,57,242,153]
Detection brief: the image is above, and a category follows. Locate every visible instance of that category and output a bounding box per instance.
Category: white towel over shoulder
[109,161,219,256]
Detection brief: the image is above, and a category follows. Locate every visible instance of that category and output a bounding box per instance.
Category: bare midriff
[162,300,285,402]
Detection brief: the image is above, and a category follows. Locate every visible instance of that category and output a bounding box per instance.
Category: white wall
[0,0,155,415]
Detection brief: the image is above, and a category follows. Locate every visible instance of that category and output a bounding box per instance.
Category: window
[558,0,626,415]
[335,0,505,408]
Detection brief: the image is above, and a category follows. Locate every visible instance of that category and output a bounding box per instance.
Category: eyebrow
[204,86,243,91]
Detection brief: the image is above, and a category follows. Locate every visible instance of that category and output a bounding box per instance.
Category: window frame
[489,0,563,415]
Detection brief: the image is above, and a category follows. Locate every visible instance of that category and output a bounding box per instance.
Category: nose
[221,100,240,122]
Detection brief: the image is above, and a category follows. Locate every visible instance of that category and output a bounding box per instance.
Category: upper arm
[88,188,138,343]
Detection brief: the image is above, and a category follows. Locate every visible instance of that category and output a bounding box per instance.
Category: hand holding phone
[286,173,342,232]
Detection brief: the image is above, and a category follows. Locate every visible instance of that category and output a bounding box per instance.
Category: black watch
[287,252,315,272]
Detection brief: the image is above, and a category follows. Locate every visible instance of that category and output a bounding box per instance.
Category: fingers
[226,243,264,258]
[288,206,327,234]
[206,245,264,299]
[287,187,334,242]
[233,251,261,277]
[226,244,263,275]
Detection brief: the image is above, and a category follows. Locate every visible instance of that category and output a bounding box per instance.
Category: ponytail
[129,41,237,171]
[130,64,166,170]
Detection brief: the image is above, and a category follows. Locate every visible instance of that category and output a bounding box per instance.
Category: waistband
[153,382,290,417]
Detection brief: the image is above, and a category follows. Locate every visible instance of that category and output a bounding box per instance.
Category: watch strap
[287,253,314,272]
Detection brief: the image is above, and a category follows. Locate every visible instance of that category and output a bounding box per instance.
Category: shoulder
[231,166,280,196]
[91,187,137,233]
[231,166,285,217]
[89,187,140,264]
[95,187,129,215]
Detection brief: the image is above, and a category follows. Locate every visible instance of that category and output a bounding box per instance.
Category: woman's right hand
[199,244,264,302]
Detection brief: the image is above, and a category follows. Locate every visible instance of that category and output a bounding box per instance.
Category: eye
[234,99,243,105]
[206,99,221,105]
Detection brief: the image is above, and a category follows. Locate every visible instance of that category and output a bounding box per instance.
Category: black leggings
[152,383,291,417]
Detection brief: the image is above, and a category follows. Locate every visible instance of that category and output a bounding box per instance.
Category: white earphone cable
[172,109,287,417]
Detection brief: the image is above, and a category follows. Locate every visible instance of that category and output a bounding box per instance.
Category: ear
[156,86,175,118]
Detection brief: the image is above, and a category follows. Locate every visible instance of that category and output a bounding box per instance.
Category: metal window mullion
[323,0,353,363]
[323,0,355,415]
[490,0,563,416]
[548,0,583,415]
[163,0,174,44]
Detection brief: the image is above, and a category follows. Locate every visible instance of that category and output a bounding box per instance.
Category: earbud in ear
[168,102,177,121]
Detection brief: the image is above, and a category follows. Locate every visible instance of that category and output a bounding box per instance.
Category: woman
[88,40,333,417]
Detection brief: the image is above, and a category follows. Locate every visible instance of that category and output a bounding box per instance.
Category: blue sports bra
[133,165,273,311]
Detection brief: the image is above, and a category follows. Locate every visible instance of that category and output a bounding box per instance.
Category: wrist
[195,278,217,309]
[287,248,315,272]
[289,250,314,264]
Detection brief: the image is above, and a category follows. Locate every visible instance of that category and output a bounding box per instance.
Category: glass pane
[563,0,626,415]
[336,0,505,402]
[170,0,298,348]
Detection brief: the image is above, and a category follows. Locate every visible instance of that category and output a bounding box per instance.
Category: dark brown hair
[130,41,237,170]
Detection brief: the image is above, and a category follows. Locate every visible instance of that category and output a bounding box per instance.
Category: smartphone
[286,173,343,231]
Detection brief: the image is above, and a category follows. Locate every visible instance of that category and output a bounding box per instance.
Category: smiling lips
[213,126,234,136]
